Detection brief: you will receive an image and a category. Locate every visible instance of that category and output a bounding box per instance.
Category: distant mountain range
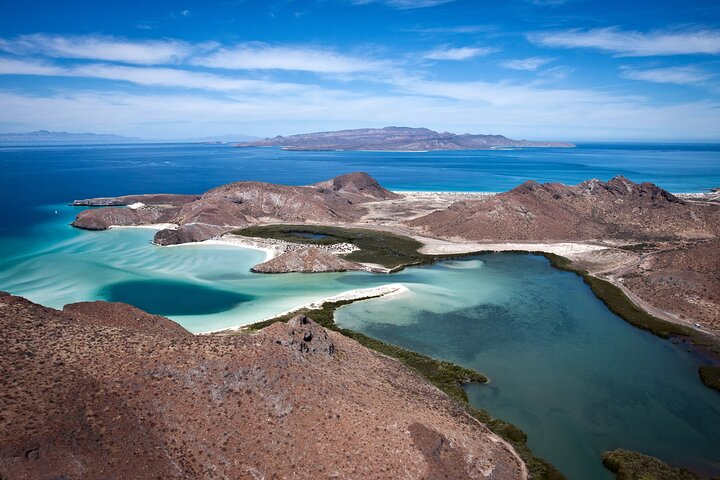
[0,130,143,143]
[234,126,575,151]
[0,130,260,144]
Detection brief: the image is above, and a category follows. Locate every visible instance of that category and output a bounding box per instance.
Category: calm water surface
[1,143,719,479]
[336,255,720,479]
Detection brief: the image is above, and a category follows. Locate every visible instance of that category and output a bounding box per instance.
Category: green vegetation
[617,243,658,253]
[240,297,566,480]
[233,225,429,270]
[538,252,695,338]
[699,366,720,393]
[538,252,720,357]
[602,449,701,480]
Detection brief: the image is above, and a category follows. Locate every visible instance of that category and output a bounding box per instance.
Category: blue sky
[0,0,719,141]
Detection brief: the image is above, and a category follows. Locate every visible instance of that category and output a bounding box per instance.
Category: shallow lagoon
[336,255,720,479]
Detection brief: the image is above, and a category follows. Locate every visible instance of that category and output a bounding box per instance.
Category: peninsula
[71,172,720,340]
[233,126,575,151]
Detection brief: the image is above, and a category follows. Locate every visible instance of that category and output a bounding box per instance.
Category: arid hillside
[409,176,719,242]
[0,292,525,480]
[72,172,400,245]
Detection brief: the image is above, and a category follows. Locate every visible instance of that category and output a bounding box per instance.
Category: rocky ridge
[409,176,719,242]
[72,172,399,245]
[0,292,526,479]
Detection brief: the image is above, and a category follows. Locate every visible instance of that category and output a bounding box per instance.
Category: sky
[0,0,719,141]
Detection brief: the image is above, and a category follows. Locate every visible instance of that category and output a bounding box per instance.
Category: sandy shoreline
[201,283,410,334]
[417,239,609,258]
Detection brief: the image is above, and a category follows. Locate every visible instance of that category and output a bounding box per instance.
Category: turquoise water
[1,143,720,478]
[335,255,720,479]
[0,204,390,332]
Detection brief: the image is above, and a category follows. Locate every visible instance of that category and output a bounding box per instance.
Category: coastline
[106,220,715,343]
[201,283,410,334]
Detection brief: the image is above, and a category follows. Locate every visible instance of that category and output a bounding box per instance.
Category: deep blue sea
[1,142,719,232]
[1,142,719,480]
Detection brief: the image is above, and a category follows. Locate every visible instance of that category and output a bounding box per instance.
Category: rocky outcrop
[235,126,574,151]
[72,205,179,230]
[153,224,229,246]
[251,247,365,273]
[311,171,403,202]
[72,193,198,207]
[409,176,719,242]
[264,315,336,355]
[0,293,526,480]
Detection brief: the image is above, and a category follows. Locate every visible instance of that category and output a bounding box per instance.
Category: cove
[334,254,720,479]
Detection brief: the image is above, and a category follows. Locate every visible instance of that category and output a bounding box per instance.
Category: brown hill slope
[0,293,525,480]
[409,176,719,242]
[72,172,401,245]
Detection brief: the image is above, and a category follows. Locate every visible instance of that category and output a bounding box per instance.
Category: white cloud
[194,44,387,73]
[352,0,455,9]
[424,46,496,61]
[621,65,715,86]
[0,34,200,64]
[0,57,308,94]
[531,27,720,56]
[500,57,554,71]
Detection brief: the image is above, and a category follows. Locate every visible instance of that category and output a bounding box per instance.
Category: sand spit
[202,283,410,334]
[417,238,608,258]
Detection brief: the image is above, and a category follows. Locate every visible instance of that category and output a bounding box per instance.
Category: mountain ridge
[234,126,575,151]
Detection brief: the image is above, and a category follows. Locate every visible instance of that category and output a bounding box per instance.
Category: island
[233,126,575,151]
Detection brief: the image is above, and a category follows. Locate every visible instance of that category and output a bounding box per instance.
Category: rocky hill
[251,247,365,273]
[409,176,719,242]
[72,172,399,245]
[0,292,525,479]
[234,126,574,151]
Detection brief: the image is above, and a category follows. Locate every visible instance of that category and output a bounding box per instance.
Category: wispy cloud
[194,43,387,73]
[424,46,496,61]
[621,65,716,86]
[531,27,720,56]
[351,0,455,9]
[0,34,202,65]
[0,57,308,94]
[500,57,554,71]
[405,25,494,34]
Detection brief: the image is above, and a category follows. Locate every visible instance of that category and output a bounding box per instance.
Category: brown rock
[72,206,178,230]
[251,247,364,273]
